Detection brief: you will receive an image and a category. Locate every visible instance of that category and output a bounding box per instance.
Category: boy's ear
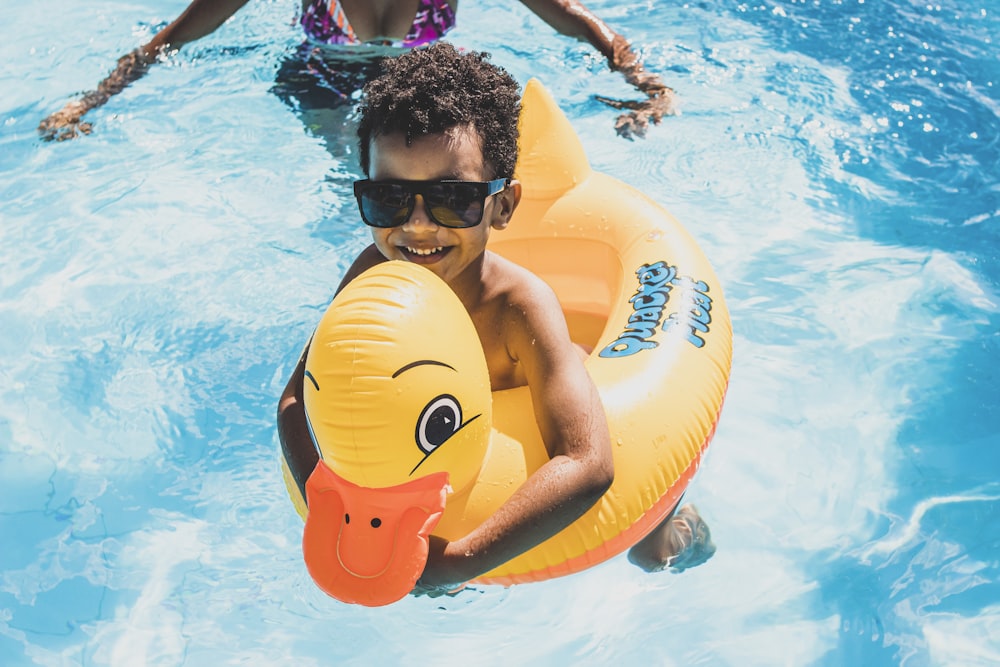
[490,180,521,230]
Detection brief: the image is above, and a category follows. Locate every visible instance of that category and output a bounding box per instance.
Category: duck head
[301,261,492,606]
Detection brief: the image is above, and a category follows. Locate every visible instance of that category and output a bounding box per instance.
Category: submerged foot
[627,503,716,573]
[666,504,716,572]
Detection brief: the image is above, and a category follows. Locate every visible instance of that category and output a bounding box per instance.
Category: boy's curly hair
[357,43,521,179]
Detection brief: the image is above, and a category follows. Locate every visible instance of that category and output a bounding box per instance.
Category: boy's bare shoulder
[483,252,570,356]
[481,253,581,393]
[337,244,386,292]
[486,252,560,312]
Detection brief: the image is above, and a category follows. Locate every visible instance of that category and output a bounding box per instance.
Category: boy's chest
[470,307,527,393]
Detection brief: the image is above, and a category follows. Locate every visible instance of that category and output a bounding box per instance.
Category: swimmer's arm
[517,0,677,138]
[143,0,254,53]
[39,0,251,140]
[416,280,614,591]
[517,0,663,87]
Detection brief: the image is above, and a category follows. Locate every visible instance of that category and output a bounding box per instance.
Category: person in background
[38,0,675,142]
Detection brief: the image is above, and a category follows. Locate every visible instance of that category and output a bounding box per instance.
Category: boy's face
[366,125,520,286]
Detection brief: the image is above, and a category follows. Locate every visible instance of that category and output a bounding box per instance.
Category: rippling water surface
[1,1,997,665]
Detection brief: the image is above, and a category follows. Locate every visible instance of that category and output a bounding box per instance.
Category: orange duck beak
[302,461,450,606]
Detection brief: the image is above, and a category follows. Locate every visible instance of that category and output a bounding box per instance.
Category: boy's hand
[411,535,472,597]
[411,581,467,599]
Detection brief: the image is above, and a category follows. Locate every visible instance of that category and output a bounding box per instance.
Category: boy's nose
[400,194,438,231]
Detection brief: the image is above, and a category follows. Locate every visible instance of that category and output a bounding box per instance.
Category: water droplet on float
[647,229,664,242]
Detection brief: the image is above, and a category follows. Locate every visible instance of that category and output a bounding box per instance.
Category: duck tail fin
[515,79,592,199]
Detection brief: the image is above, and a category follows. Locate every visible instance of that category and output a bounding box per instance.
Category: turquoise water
[2,0,998,665]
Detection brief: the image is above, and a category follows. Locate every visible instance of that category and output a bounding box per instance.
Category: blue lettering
[599,336,658,357]
[628,307,663,323]
[663,280,713,348]
[600,262,716,358]
[629,291,669,309]
[637,262,676,286]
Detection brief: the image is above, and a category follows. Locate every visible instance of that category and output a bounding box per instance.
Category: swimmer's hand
[38,100,93,142]
[39,49,154,142]
[595,91,677,140]
[604,35,678,139]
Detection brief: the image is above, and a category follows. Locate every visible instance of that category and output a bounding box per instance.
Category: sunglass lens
[426,183,483,227]
[360,183,412,227]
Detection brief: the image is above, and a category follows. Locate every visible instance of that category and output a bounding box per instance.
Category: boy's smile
[366,125,519,286]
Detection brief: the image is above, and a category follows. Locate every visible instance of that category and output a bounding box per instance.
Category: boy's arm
[416,278,614,592]
[517,0,676,138]
[277,245,388,501]
[39,0,251,141]
[278,344,319,501]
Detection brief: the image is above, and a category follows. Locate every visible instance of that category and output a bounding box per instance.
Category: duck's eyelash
[305,370,320,391]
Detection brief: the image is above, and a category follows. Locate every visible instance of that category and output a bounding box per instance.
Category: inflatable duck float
[281,79,733,606]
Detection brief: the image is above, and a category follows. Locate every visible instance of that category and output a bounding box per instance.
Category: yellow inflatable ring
[283,79,733,606]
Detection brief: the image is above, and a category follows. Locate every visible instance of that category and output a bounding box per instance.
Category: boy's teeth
[407,246,442,256]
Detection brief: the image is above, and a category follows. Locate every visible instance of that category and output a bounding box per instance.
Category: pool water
[2,0,997,665]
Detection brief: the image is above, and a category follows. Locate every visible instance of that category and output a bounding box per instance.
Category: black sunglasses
[353,178,510,229]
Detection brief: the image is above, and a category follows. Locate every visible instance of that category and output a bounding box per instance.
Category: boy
[278,43,711,595]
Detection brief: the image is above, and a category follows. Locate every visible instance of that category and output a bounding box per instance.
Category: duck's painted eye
[415,394,462,454]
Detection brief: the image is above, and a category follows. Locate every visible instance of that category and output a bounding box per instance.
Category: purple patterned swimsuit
[300,0,456,48]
